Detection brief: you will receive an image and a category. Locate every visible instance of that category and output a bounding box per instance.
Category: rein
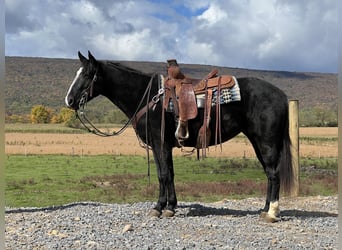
[76,71,162,185]
[76,73,158,138]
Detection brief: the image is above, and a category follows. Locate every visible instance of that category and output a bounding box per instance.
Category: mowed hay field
[5,127,337,158]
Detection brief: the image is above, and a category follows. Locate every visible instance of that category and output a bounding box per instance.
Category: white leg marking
[268,201,280,219]
[65,67,83,106]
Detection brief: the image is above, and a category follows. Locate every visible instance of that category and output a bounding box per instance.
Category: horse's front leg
[149,144,177,217]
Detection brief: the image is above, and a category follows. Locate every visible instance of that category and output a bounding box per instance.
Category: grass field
[5,155,337,207]
[5,124,338,207]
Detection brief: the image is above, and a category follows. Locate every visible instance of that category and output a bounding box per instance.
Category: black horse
[65,51,294,222]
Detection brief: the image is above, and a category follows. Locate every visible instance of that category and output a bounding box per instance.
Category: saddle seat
[164,70,236,119]
[185,71,235,95]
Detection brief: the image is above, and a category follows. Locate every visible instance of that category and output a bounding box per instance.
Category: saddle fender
[178,83,198,121]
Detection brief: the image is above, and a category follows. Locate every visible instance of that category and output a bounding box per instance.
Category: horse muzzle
[65,92,88,111]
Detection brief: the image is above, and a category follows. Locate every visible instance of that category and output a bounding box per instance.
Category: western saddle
[163,59,236,149]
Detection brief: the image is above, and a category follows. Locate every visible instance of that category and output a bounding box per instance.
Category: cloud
[5,0,337,73]
[185,0,338,72]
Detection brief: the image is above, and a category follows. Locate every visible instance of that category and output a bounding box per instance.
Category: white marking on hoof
[162,209,175,217]
[260,212,280,223]
[268,201,280,218]
[260,201,280,223]
[148,209,161,217]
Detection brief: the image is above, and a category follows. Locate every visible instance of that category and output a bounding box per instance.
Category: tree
[30,105,52,124]
[299,106,337,127]
[57,107,81,128]
[313,106,337,127]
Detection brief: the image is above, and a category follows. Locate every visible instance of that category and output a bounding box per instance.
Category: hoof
[260,211,280,223]
[162,209,175,218]
[148,209,161,217]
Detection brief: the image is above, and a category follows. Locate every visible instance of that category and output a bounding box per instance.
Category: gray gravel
[6,196,337,249]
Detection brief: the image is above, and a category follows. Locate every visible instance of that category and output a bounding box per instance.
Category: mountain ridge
[5,56,337,115]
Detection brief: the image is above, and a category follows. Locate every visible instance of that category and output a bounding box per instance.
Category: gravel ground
[6,196,337,249]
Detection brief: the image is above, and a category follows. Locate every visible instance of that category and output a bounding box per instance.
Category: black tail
[279,117,294,194]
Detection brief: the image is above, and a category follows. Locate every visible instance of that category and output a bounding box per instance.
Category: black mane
[105,61,149,76]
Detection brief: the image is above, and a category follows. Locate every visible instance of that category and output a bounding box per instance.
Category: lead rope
[77,73,161,186]
[145,75,153,185]
[160,95,166,160]
[76,110,132,137]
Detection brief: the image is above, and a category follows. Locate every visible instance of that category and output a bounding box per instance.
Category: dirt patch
[5,127,337,157]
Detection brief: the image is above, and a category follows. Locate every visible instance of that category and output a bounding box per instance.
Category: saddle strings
[215,76,223,150]
[144,74,153,185]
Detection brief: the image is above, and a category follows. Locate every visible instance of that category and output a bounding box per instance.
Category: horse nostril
[67,97,74,107]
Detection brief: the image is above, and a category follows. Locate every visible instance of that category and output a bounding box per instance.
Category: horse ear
[78,51,88,64]
[88,51,97,66]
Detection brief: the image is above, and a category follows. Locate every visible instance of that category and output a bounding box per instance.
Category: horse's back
[236,77,289,140]
[238,77,288,107]
[184,77,289,147]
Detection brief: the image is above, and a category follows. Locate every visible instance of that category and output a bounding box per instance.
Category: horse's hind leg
[260,166,281,222]
[251,140,281,222]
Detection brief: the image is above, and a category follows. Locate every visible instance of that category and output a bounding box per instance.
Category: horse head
[65,51,101,110]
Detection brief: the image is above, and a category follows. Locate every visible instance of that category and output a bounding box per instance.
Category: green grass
[300,136,337,144]
[5,155,337,208]
[6,155,149,207]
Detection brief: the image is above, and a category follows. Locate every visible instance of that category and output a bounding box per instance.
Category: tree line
[5,104,337,127]
[5,104,128,128]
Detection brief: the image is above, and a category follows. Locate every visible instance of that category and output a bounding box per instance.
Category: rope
[76,74,156,137]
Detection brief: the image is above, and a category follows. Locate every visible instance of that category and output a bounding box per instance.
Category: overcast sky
[5,0,338,73]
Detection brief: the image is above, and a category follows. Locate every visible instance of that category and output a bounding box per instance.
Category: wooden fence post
[289,100,299,197]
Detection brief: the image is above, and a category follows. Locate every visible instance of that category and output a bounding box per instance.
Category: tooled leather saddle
[163,59,236,150]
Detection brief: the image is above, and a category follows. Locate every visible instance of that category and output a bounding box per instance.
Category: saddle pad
[210,77,241,106]
[166,77,241,112]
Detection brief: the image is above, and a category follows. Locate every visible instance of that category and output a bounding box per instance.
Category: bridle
[76,71,161,138]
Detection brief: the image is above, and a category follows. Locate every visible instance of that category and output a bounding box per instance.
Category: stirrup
[175,120,189,141]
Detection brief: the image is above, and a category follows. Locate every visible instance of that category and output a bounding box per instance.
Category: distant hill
[5,56,337,115]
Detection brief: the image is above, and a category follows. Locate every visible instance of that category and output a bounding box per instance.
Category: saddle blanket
[166,77,241,112]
